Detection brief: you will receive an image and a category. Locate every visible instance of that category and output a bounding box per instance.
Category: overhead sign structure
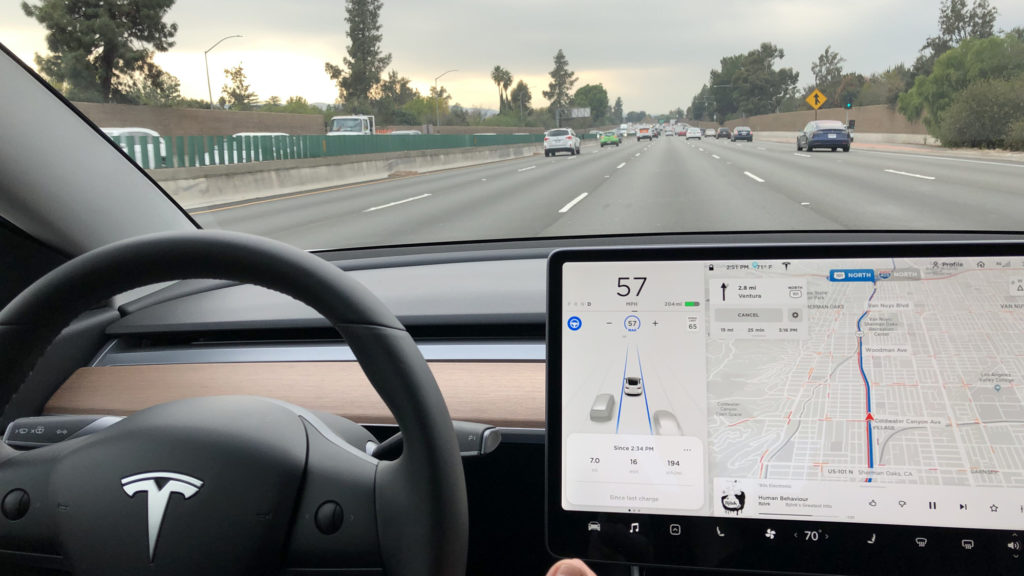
[806,89,827,110]
[569,107,591,119]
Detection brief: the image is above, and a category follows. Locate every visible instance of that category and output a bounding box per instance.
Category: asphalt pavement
[191,135,1024,250]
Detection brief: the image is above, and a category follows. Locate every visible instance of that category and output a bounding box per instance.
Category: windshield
[330,117,363,132]
[3,0,1024,250]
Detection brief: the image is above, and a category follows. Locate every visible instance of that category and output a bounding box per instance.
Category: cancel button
[714,308,783,322]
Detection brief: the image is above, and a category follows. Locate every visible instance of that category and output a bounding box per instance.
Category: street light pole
[205,34,243,110]
[434,69,457,132]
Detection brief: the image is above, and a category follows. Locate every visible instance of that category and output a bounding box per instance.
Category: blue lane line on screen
[615,347,628,433]
[856,284,878,481]
[637,348,653,435]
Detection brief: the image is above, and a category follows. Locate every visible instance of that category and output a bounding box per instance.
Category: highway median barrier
[149,142,546,210]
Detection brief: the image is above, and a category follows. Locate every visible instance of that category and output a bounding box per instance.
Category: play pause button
[928,502,937,510]
[959,504,968,511]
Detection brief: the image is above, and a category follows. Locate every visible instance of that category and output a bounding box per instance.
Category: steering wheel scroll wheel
[0,230,468,576]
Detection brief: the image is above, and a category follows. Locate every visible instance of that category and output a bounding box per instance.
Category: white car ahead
[543,128,580,157]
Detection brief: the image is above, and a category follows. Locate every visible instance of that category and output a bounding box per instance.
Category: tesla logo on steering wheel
[121,472,204,562]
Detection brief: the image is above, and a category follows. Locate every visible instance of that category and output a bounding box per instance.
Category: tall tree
[21,0,178,103]
[542,49,578,117]
[899,33,1024,133]
[811,46,845,88]
[572,84,610,123]
[221,63,258,110]
[509,80,532,115]
[704,43,798,119]
[121,64,183,107]
[374,69,419,123]
[500,69,513,112]
[612,97,624,123]
[704,43,798,118]
[624,111,646,123]
[491,66,509,111]
[914,0,998,76]
[325,0,392,111]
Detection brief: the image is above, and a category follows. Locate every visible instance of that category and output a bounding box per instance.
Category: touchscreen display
[558,255,1024,533]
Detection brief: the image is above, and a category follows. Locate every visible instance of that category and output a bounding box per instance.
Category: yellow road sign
[806,89,827,110]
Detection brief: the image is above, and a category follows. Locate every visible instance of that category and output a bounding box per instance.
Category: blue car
[797,120,851,152]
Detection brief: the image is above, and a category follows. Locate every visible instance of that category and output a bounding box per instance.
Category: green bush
[937,76,1024,148]
[1007,119,1024,151]
[899,33,1024,139]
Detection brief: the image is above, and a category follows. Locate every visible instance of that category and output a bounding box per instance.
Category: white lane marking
[757,147,767,150]
[712,154,720,159]
[866,150,1024,168]
[794,153,811,158]
[884,168,935,180]
[517,165,536,172]
[800,202,811,206]
[558,192,588,214]
[363,193,431,212]
[698,147,705,152]
[634,153,641,157]
[481,178,487,181]
[744,171,765,183]
[616,162,626,169]
[604,175,610,178]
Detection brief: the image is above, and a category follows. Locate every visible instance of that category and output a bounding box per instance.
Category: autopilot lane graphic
[615,343,655,435]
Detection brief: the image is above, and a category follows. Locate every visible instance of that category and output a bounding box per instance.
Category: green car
[599,131,620,147]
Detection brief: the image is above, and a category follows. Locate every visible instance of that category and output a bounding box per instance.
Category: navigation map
[709,258,1024,488]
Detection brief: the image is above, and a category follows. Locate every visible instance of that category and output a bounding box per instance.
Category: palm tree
[500,69,513,113]
[491,65,508,112]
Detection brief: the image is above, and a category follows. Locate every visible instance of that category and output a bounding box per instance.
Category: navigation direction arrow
[865,413,874,421]
[720,283,728,301]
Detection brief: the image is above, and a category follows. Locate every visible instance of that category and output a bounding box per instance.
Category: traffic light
[845,98,853,109]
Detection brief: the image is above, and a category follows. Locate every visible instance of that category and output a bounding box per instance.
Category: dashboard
[546,243,1024,574]
[13,232,1024,576]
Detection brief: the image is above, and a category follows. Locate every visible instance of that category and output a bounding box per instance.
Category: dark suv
[716,127,731,139]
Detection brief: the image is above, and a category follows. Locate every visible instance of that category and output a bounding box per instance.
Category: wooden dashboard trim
[46,361,546,428]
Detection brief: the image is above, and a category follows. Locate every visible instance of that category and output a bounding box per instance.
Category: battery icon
[685,301,700,307]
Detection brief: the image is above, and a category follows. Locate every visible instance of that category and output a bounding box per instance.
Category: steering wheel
[0,230,468,576]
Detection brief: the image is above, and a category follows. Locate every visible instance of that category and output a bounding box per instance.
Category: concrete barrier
[152,142,542,210]
[753,131,941,146]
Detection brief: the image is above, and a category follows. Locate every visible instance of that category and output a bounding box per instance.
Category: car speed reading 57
[547,245,1024,575]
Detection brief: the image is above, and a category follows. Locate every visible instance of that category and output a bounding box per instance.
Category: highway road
[191,136,1024,250]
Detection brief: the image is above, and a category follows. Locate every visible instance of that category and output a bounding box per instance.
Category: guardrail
[107,133,547,169]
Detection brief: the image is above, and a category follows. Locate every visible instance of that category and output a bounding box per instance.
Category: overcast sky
[2,0,1023,113]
